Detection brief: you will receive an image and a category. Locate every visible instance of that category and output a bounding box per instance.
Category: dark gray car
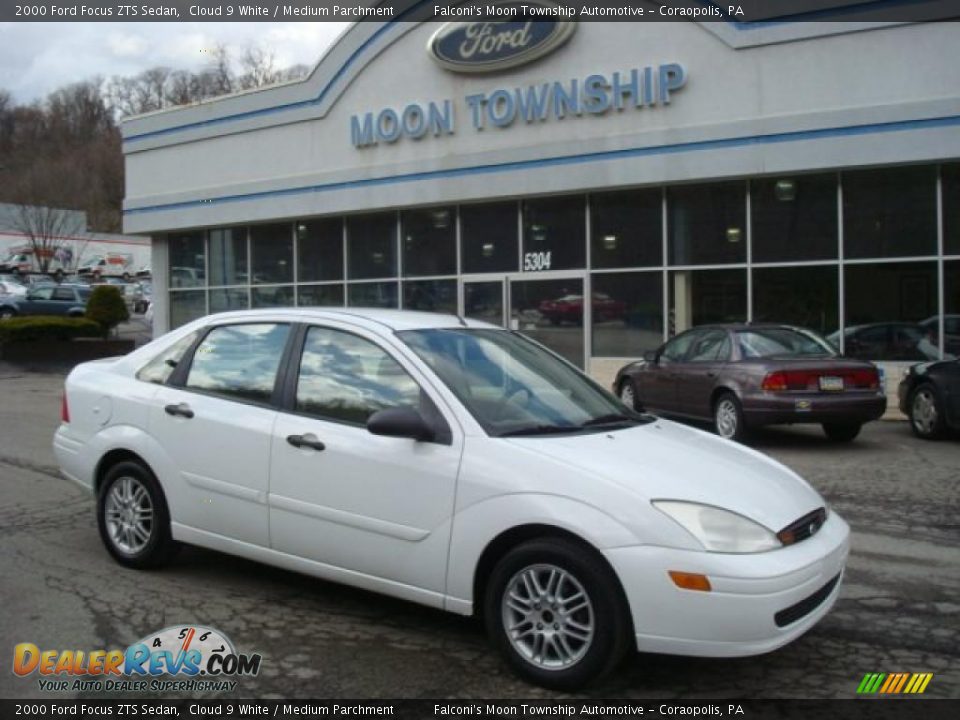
[614,324,887,442]
[0,283,91,319]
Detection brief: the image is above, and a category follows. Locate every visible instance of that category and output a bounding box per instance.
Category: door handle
[286,434,326,451]
[706,371,717,378]
[164,403,194,419]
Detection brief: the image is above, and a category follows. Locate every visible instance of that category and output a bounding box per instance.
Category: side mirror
[643,350,657,364]
[367,407,435,442]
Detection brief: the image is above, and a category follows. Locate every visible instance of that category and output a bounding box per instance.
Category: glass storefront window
[298,284,344,307]
[347,213,397,280]
[522,196,586,271]
[943,261,960,357]
[209,287,249,314]
[590,190,662,269]
[297,219,343,282]
[843,166,937,259]
[168,232,205,288]
[668,182,745,266]
[402,279,457,313]
[669,269,746,334]
[752,266,838,336]
[252,286,294,308]
[943,164,960,256]
[208,227,247,287]
[841,262,938,360]
[591,272,663,357]
[751,174,837,262]
[348,281,398,308]
[169,290,206,329]
[250,224,293,284]
[402,207,456,277]
[464,281,503,325]
[510,277,584,368]
[461,202,518,274]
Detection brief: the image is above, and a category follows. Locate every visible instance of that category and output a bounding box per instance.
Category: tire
[53,269,64,282]
[96,460,178,569]
[484,537,631,689]
[822,422,862,442]
[618,379,638,411]
[907,383,946,440]
[122,272,131,282]
[0,307,16,319]
[713,391,748,442]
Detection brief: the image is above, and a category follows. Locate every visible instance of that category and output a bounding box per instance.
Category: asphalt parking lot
[0,361,957,700]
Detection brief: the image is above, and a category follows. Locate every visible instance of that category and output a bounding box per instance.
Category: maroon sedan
[614,324,886,442]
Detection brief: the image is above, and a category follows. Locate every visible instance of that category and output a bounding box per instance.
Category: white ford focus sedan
[54,309,848,688]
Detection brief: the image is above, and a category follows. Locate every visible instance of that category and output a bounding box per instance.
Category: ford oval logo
[428,5,577,74]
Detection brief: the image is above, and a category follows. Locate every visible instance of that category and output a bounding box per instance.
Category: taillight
[60,393,70,423]
[761,372,788,392]
[848,368,880,390]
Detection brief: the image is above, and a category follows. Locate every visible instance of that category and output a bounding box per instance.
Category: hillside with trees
[0,45,308,235]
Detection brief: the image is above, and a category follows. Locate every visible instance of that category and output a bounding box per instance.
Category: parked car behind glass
[615,324,886,442]
[898,358,960,439]
[827,322,940,361]
[54,309,849,689]
[0,283,91,319]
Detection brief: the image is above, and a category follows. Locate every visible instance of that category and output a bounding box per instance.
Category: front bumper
[741,392,886,426]
[605,511,850,657]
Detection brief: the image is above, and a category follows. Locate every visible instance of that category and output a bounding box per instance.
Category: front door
[268,323,461,594]
[508,276,585,369]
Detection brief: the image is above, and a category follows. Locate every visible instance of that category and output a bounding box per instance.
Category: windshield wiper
[580,413,636,428]
[498,424,580,437]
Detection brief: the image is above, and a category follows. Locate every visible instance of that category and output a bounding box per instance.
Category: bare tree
[238,45,281,90]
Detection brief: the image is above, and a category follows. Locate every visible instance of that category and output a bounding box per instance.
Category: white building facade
[122,18,960,386]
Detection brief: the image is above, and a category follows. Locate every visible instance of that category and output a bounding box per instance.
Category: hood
[505,419,822,532]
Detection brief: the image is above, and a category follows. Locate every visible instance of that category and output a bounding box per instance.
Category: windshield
[399,328,649,437]
[736,327,836,358]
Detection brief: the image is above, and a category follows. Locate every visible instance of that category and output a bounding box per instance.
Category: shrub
[0,316,102,343]
[85,285,129,339]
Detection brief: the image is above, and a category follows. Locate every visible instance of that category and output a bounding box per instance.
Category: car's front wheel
[908,384,946,440]
[618,379,638,410]
[485,538,631,689]
[97,460,178,569]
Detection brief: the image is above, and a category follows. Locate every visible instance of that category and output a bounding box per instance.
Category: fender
[444,492,639,613]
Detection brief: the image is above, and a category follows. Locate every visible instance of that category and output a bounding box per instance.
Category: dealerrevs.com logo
[12,625,261,693]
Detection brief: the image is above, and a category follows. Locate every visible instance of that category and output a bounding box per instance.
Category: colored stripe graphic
[857,672,933,694]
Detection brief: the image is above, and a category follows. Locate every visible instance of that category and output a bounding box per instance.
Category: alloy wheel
[501,563,594,671]
[715,399,739,439]
[104,475,154,555]
[911,388,938,436]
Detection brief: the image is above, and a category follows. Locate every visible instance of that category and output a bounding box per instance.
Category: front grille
[774,572,841,627]
[777,507,827,546]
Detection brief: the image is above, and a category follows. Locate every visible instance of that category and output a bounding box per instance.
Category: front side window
[137,331,201,385]
[185,324,290,404]
[295,327,421,425]
[661,330,700,363]
[400,329,646,437]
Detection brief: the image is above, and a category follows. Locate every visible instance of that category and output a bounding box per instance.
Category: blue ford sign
[428,6,577,73]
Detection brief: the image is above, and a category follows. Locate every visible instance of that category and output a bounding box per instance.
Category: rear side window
[185,323,290,404]
[295,326,421,425]
[52,288,75,301]
[136,331,200,385]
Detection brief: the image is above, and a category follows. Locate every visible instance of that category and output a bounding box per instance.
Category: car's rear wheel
[822,422,862,442]
[0,307,16,319]
[485,538,630,689]
[618,379,638,411]
[714,392,748,442]
[908,384,946,440]
[97,460,178,569]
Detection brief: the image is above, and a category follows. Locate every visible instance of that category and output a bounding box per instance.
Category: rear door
[149,322,292,547]
[268,323,462,595]
[676,329,732,419]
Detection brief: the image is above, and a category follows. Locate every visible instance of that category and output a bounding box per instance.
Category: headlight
[653,501,781,553]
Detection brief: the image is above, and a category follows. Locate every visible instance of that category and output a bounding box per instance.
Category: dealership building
[122,17,960,387]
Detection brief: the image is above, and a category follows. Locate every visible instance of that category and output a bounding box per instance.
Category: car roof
[199,307,500,332]
[678,323,806,333]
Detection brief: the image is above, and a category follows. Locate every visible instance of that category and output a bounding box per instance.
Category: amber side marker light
[668,571,712,592]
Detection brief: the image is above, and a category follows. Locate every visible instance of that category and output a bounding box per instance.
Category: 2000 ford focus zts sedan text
[53,309,849,688]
